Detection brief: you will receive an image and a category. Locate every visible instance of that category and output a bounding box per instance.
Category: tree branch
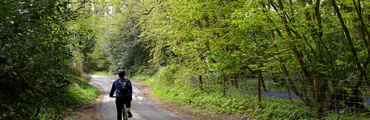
[143,0,162,15]
[331,0,363,72]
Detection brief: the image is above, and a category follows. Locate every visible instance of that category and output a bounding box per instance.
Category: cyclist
[109,70,133,119]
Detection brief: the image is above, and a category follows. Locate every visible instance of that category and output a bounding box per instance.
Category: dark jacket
[109,78,133,98]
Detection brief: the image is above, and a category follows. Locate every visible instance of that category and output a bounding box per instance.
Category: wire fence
[204,74,370,117]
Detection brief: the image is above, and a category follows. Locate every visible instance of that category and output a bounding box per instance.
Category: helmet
[117,70,125,77]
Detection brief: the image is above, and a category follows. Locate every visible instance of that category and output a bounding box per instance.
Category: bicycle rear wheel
[122,104,128,120]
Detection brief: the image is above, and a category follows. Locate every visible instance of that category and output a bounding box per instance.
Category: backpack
[117,79,129,93]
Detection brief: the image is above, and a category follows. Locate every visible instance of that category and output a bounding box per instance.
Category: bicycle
[112,96,129,120]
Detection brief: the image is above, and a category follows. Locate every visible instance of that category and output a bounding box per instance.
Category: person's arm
[128,80,133,94]
[109,81,116,97]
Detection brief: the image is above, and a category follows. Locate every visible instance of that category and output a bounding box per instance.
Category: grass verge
[61,75,100,119]
[132,75,370,120]
[65,76,100,104]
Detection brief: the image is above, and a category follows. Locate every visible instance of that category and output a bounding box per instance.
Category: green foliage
[136,75,370,119]
[94,70,115,76]
[136,75,311,119]
[0,0,72,119]
[255,98,313,119]
[0,1,99,119]
[86,0,153,75]
[68,14,98,74]
[136,0,370,116]
[12,0,367,119]
[0,74,99,120]
[155,65,180,85]
[63,76,100,105]
[325,110,370,120]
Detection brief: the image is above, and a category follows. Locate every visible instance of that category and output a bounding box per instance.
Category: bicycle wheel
[122,104,128,120]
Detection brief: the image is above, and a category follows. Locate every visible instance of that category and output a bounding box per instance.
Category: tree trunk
[222,75,226,96]
[259,71,268,92]
[313,75,323,118]
[280,58,303,101]
[331,0,367,110]
[257,72,262,104]
[199,75,204,91]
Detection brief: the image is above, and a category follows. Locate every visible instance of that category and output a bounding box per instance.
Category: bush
[0,75,99,120]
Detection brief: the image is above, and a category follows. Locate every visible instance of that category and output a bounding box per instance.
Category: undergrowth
[0,75,99,120]
[63,76,100,106]
[132,75,370,120]
[61,75,100,119]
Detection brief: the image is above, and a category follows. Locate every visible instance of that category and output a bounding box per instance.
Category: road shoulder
[130,80,211,120]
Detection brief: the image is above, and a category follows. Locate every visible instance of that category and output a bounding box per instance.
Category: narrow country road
[89,75,187,120]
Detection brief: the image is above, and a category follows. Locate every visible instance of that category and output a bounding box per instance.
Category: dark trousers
[116,96,132,120]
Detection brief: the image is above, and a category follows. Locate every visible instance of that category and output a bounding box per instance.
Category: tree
[0,0,87,119]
